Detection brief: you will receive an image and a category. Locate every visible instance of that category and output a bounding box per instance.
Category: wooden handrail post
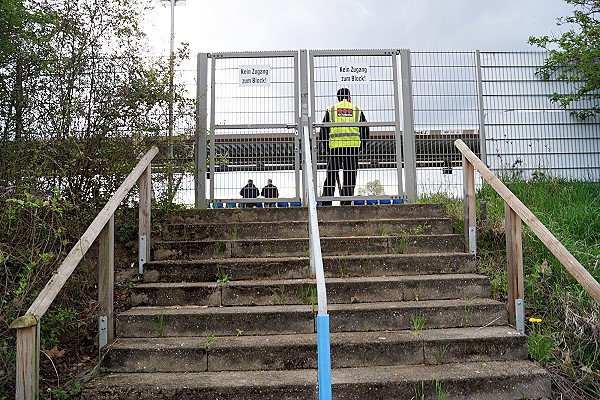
[138,165,151,275]
[98,215,115,349]
[505,203,525,332]
[13,316,40,400]
[462,155,477,255]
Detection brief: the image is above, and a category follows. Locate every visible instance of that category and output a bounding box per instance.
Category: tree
[528,0,600,119]
[359,179,385,196]
[0,0,190,396]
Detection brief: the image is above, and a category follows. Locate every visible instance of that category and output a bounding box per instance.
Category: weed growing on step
[462,301,474,327]
[413,222,431,235]
[379,226,389,236]
[411,379,449,400]
[443,258,455,273]
[337,258,348,277]
[235,328,244,336]
[302,243,310,257]
[215,266,231,284]
[363,323,370,332]
[214,240,227,256]
[182,224,188,240]
[362,259,373,276]
[206,334,216,345]
[269,284,286,305]
[157,313,165,337]
[435,344,450,364]
[410,286,424,302]
[412,380,425,400]
[435,378,450,400]
[231,225,238,240]
[411,312,427,334]
[301,285,317,310]
[359,349,368,363]
[393,232,410,254]
[121,299,132,311]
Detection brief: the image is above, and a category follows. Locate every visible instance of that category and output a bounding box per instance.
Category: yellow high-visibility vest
[328,100,362,149]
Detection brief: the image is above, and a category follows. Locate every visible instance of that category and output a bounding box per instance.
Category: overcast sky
[145,0,576,57]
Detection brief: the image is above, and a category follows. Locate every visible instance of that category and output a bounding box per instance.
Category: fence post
[300,49,310,204]
[98,215,115,349]
[462,156,477,255]
[505,203,525,331]
[399,49,417,202]
[138,166,151,275]
[12,316,40,400]
[475,50,488,164]
[391,50,405,200]
[196,52,209,209]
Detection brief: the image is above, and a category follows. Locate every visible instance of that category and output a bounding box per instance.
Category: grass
[216,266,231,284]
[214,240,227,256]
[337,258,348,277]
[431,177,600,397]
[379,226,389,236]
[301,285,317,310]
[393,232,410,254]
[157,313,165,337]
[410,312,427,333]
[435,344,450,364]
[269,284,286,305]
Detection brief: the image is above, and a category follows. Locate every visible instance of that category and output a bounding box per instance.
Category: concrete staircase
[83,204,551,399]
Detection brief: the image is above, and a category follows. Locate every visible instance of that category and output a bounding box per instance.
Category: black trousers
[322,147,359,205]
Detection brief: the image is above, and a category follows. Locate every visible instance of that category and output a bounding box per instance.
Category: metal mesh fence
[409,51,483,197]
[479,51,600,181]
[310,50,403,205]
[173,49,600,206]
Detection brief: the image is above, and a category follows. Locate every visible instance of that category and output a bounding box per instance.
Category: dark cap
[337,88,351,101]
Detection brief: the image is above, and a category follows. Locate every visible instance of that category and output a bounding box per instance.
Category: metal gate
[196,50,415,208]
[196,51,302,208]
[308,49,408,205]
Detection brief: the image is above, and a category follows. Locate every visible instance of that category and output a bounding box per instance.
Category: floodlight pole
[167,0,175,196]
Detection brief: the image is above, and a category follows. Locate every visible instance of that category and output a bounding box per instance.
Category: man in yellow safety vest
[319,88,369,206]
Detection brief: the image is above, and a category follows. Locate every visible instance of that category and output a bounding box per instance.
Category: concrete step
[166,203,446,225]
[327,298,507,333]
[101,327,526,373]
[161,217,453,241]
[143,252,476,283]
[84,360,550,399]
[131,274,491,307]
[116,298,506,338]
[153,234,465,260]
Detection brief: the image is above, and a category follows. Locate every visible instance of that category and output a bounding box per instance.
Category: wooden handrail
[11,147,158,322]
[454,139,600,305]
[9,146,158,400]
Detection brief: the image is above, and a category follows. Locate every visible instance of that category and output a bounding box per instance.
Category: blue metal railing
[302,126,332,400]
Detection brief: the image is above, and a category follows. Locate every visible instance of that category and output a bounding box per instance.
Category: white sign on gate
[239,65,271,86]
[336,63,370,85]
